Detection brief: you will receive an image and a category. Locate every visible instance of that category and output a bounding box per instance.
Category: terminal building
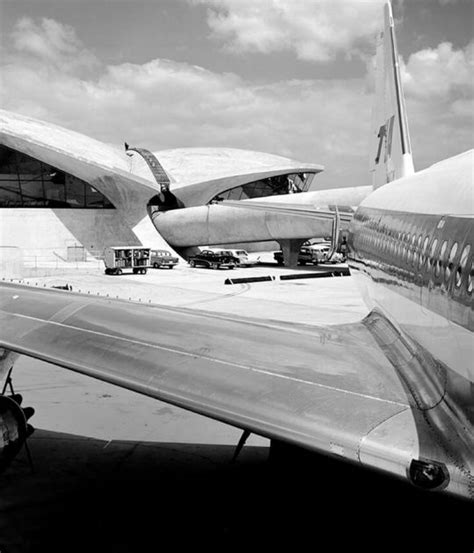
[0,108,369,275]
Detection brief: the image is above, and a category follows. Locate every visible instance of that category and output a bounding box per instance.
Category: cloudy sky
[0,0,472,189]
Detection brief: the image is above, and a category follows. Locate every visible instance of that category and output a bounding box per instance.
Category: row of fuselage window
[354,224,472,295]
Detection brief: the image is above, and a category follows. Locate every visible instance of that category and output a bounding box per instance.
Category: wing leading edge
[0,282,471,498]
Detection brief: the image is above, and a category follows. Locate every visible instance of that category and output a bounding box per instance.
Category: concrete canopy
[132,147,324,207]
[1,109,324,211]
[0,109,160,227]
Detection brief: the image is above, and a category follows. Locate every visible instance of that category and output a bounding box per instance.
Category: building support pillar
[278,238,306,267]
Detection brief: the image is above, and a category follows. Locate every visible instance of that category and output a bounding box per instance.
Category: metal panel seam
[356,405,410,463]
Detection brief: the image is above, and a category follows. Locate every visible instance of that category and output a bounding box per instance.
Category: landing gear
[231,429,251,463]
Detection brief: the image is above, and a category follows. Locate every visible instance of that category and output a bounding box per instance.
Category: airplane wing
[0,282,468,497]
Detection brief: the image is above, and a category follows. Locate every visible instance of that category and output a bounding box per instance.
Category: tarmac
[1,254,471,551]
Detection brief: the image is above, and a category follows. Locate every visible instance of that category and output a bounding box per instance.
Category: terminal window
[0,145,114,208]
[209,172,315,203]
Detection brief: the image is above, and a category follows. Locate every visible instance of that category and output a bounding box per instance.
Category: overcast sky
[1,0,472,189]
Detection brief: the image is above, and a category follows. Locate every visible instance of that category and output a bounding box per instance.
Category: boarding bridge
[126,147,170,189]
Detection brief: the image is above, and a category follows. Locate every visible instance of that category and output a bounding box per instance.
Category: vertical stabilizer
[370,2,414,189]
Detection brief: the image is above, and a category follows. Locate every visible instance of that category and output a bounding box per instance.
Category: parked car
[307,243,346,263]
[308,243,331,263]
[327,251,346,264]
[212,249,256,266]
[188,250,239,269]
[273,245,321,266]
[273,250,283,265]
[273,242,345,265]
[150,249,179,269]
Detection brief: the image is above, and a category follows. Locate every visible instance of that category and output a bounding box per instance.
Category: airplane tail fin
[370,2,414,189]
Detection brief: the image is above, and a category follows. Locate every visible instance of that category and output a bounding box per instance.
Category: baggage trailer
[104,246,151,275]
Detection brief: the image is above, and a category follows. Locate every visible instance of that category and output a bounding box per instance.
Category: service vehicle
[188,250,238,270]
[104,246,151,275]
[150,249,179,269]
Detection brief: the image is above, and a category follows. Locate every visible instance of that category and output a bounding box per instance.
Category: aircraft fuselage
[349,151,473,390]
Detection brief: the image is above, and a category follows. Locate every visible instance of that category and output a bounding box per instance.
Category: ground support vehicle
[104,246,151,275]
[150,249,179,269]
[188,250,238,269]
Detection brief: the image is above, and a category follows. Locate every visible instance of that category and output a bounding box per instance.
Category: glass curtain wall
[0,145,114,208]
[209,172,315,203]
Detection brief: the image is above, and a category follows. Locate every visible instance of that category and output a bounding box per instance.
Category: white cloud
[1,55,370,182]
[0,17,372,188]
[9,17,98,73]
[402,41,473,99]
[400,41,473,168]
[191,0,387,61]
[0,16,471,190]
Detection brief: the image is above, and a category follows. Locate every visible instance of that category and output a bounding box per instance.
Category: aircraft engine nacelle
[0,394,34,472]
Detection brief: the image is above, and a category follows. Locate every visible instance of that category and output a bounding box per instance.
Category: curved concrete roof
[151,147,323,187]
[0,108,324,209]
[0,109,160,224]
[0,109,130,173]
[138,148,324,207]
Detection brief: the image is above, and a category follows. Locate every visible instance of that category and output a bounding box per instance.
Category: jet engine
[0,394,34,472]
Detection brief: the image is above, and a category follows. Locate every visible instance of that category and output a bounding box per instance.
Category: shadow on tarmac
[0,430,471,552]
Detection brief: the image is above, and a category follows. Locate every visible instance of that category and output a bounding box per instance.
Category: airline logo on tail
[375,114,395,167]
[370,2,415,189]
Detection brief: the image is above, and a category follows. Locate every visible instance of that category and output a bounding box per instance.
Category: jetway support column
[279,239,306,267]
